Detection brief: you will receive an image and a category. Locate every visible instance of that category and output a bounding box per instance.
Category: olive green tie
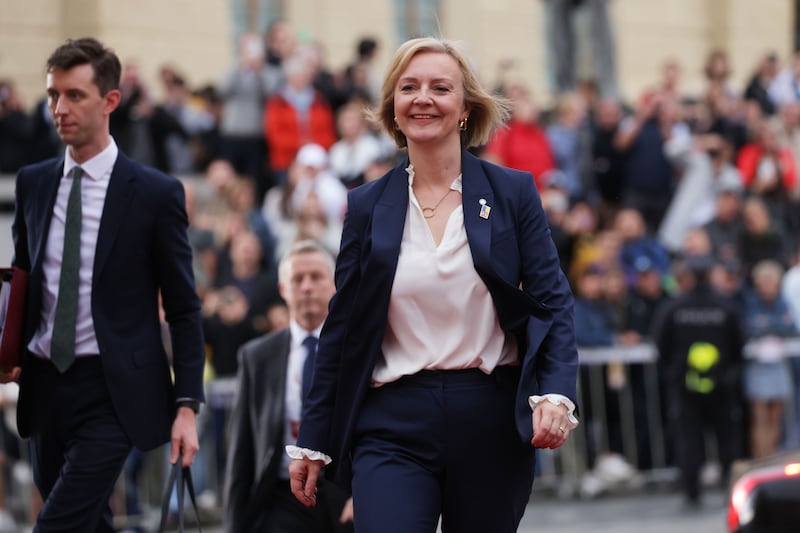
[51,166,83,373]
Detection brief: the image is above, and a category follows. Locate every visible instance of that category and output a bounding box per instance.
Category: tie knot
[302,335,318,354]
[72,166,84,180]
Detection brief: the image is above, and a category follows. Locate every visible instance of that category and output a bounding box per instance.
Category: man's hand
[531,400,570,449]
[340,497,354,523]
[170,406,199,467]
[0,367,21,384]
[289,457,324,507]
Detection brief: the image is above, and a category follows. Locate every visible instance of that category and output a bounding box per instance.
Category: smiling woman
[288,36,579,533]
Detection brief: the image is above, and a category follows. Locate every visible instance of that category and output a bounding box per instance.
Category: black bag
[157,453,202,532]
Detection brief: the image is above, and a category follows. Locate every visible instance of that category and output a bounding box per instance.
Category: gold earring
[459,116,468,131]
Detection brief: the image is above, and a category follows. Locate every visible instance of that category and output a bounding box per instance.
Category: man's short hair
[278,240,335,284]
[47,37,121,95]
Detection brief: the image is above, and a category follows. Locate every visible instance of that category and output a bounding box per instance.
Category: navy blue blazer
[11,152,205,451]
[298,150,579,487]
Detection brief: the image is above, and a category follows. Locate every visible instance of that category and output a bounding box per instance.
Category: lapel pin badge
[479,198,491,219]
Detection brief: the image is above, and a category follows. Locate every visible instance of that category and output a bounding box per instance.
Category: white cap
[295,143,328,169]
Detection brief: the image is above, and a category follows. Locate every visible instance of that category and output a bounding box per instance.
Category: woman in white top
[288,37,579,533]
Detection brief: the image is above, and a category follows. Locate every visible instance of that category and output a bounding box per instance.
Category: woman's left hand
[531,401,570,449]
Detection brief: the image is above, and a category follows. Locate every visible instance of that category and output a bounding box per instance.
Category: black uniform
[653,282,746,505]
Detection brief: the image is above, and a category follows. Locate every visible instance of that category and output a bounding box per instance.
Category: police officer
[652,254,746,508]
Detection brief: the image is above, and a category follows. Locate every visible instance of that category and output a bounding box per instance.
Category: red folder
[0,267,28,372]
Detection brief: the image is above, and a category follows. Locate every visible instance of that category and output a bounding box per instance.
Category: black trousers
[254,479,353,533]
[27,356,132,532]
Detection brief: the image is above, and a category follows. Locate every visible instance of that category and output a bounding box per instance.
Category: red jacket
[736,143,797,191]
[484,120,556,189]
[264,92,336,171]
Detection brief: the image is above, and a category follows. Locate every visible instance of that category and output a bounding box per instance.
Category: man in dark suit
[3,38,205,531]
[223,240,353,533]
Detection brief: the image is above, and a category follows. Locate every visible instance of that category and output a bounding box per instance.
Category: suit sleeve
[297,188,367,455]
[11,169,31,272]
[153,177,205,401]
[516,173,579,402]
[222,347,255,533]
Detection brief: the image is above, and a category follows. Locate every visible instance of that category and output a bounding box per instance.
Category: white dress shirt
[281,321,323,478]
[28,140,119,360]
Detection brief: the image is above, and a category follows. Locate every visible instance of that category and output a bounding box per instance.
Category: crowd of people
[2,19,800,528]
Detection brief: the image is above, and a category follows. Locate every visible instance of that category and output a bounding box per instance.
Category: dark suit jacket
[11,152,205,451]
[223,328,290,532]
[297,150,579,489]
[224,329,351,533]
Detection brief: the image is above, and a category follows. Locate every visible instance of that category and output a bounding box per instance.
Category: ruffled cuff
[529,394,580,429]
[285,445,333,465]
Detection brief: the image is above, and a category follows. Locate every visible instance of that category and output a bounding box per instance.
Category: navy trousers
[351,367,535,533]
[26,356,132,532]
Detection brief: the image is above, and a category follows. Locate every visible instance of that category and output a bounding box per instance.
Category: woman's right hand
[289,457,325,507]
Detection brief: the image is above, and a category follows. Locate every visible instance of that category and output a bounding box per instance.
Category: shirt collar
[289,320,323,347]
[405,163,462,193]
[63,137,119,180]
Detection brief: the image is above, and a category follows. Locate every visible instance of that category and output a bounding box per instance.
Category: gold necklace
[421,188,453,219]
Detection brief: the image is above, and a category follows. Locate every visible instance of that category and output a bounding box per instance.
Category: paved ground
[118,487,727,533]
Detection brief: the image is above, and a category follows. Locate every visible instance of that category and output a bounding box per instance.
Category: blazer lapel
[368,162,409,271]
[31,160,66,272]
[93,154,135,276]
[461,151,494,275]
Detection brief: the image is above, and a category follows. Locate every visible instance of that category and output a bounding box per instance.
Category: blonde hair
[374,37,510,149]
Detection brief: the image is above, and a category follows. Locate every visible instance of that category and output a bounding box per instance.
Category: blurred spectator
[702,170,746,262]
[265,19,296,68]
[222,175,278,272]
[614,208,669,288]
[28,95,65,164]
[767,50,800,107]
[218,32,282,200]
[289,143,347,225]
[657,59,684,103]
[264,51,336,184]
[0,80,33,172]
[306,41,347,114]
[744,52,780,116]
[736,121,796,224]
[542,0,618,98]
[342,36,381,106]
[572,262,635,496]
[590,97,626,228]
[652,254,745,508]
[328,100,383,187]
[483,83,555,189]
[205,229,279,376]
[615,92,690,233]
[770,102,800,200]
[159,75,216,174]
[710,258,747,310]
[742,260,797,458]
[547,92,590,200]
[620,253,670,470]
[681,227,713,257]
[540,174,575,274]
[660,133,744,253]
[740,197,792,276]
[110,61,156,166]
[703,48,734,96]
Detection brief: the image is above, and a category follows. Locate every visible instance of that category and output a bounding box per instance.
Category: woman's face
[393,51,467,150]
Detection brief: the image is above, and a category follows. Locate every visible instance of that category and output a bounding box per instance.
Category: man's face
[46,63,119,156]
[279,251,335,330]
